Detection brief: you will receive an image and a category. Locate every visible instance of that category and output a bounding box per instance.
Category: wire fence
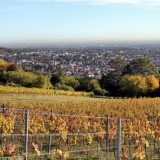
[0,105,160,160]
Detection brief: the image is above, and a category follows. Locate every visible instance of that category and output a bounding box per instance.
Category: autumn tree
[145,75,159,91]
[119,75,148,97]
[7,64,21,71]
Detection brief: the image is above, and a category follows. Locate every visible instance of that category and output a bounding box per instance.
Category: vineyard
[0,91,160,159]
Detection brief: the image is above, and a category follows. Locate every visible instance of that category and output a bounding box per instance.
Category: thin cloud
[93,0,140,4]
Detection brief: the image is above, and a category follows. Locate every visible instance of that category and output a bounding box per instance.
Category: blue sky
[1,0,160,44]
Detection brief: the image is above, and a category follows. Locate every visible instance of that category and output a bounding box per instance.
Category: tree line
[100,57,160,97]
[0,57,160,97]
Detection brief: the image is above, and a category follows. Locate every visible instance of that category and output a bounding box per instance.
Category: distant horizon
[1,40,160,48]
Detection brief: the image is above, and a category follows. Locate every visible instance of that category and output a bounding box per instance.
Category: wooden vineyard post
[106,115,109,160]
[158,141,160,160]
[48,108,53,156]
[48,133,52,156]
[24,109,29,160]
[0,104,5,145]
[117,117,121,160]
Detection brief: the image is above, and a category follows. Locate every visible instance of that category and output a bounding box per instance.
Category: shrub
[93,87,107,96]
[5,71,52,89]
[59,85,74,91]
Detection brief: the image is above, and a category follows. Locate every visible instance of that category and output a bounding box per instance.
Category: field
[0,86,160,160]
[0,92,105,104]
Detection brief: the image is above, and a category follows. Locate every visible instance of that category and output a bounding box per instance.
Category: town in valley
[1,43,160,78]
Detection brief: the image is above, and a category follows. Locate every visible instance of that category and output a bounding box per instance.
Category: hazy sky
[1,0,160,44]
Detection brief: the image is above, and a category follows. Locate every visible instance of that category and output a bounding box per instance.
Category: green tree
[34,75,52,89]
[5,71,37,87]
[76,76,104,93]
[89,79,100,90]
[0,70,7,84]
[50,69,65,86]
[108,57,126,71]
[76,76,98,92]
[63,76,80,89]
[124,58,160,78]
[76,76,92,91]
[5,71,52,88]
[100,57,126,96]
